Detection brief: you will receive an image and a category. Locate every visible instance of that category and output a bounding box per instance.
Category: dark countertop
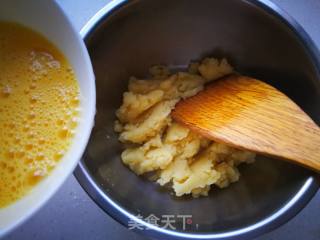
[4,0,320,239]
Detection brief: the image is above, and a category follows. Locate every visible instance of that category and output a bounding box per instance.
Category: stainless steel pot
[75,0,320,239]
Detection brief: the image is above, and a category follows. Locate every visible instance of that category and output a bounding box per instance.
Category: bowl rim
[75,0,320,239]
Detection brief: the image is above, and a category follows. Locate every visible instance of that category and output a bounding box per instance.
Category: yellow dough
[115,58,255,197]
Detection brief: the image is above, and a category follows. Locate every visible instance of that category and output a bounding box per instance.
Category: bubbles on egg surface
[27,132,35,139]
[29,59,44,73]
[46,60,60,69]
[0,24,80,207]
[58,126,70,139]
[14,137,21,144]
[23,87,30,94]
[70,96,80,107]
[38,138,45,145]
[5,150,15,160]
[35,153,45,161]
[28,112,36,119]
[69,117,78,129]
[56,119,64,126]
[24,143,33,150]
[15,150,25,159]
[1,84,12,98]
[29,82,37,89]
[27,168,46,186]
[22,125,30,132]
[29,95,38,104]
[53,151,64,161]
[24,156,33,164]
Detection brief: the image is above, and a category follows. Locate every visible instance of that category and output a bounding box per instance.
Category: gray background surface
[4,0,320,239]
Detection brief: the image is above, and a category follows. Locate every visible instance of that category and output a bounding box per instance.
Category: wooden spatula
[172,74,320,172]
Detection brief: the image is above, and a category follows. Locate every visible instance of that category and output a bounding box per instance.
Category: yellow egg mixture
[0,22,80,208]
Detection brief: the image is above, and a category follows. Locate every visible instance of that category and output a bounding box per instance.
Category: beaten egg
[0,22,80,208]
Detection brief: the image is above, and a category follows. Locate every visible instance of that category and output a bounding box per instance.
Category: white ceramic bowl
[0,0,95,237]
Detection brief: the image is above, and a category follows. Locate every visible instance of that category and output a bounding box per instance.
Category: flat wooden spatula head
[172,74,320,172]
